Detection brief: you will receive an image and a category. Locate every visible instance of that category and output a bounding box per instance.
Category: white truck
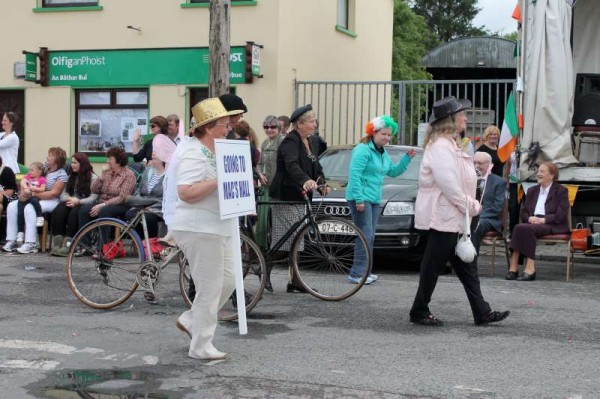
[519,0,600,219]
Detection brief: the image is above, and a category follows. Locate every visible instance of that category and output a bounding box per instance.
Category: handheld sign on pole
[214,139,256,335]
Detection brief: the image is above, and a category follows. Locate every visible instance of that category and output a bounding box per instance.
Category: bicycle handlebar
[301,184,330,199]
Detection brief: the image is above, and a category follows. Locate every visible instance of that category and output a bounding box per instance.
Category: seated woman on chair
[78,147,137,230]
[125,150,166,239]
[507,161,571,281]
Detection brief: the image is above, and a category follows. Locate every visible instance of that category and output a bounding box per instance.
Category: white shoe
[17,242,38,254]
[36,217,45,227]
[369,274,379,282]
[16,232,24,245]
[2,241,18,252]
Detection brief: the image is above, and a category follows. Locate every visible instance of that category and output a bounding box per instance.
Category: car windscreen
[319,148,421,183]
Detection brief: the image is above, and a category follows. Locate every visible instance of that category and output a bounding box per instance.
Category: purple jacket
[520,183,571,234]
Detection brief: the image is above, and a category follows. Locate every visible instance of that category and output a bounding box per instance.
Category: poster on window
[78,109,148,153]
[80,120,101,137]
[120,117,147,142]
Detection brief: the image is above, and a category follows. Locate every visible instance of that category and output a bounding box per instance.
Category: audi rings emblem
[324,205,351,216]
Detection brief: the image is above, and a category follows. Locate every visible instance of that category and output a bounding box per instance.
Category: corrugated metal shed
[423,36,517,69]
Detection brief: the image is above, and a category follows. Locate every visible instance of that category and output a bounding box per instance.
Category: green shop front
[45,46,248,159]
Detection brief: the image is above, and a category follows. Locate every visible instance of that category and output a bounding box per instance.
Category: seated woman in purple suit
[507,161,571,281]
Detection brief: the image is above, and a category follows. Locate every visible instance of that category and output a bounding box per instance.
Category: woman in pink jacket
[409,96,510,327]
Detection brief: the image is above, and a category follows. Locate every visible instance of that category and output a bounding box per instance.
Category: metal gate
[295,79,515,147]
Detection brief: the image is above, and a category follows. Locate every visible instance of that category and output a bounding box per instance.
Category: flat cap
[290,104,313,123]
[219,93,248,114]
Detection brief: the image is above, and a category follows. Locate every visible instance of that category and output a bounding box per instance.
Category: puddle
[30,369,179,398]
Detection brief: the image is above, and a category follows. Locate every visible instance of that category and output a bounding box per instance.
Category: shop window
[336,0,357,37]
[76,89,148,156]
[42,0,99,7]
[183,0,257,7]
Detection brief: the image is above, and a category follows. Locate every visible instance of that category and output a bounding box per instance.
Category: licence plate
[318,221,355,235]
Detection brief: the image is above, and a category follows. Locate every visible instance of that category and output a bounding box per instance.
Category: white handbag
[455,199,477,263]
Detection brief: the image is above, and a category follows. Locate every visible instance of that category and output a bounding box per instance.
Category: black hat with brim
[290,104,313,123]
[219,93,248,114]
[428,96,471,124]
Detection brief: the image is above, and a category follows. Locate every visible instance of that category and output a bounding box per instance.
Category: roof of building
[423,36,517,69]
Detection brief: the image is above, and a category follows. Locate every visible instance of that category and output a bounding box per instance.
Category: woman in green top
[345,115,416,284]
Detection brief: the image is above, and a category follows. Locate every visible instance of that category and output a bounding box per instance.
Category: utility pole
[209,0,231,97]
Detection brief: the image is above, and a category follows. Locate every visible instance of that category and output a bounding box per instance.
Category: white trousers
[6,199,60,243]
[171,230,235,359]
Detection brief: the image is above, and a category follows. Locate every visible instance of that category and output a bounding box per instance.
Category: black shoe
[264,280,273,293]
[516,271,536,281]
[476,310,510,325]
[286,283,308,293]
[505,271,518,280]
[410,314,444,326]
[144,291,157,303]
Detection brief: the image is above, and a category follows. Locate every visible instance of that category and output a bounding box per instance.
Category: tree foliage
[409,0,488,45]
[392,0,433,81]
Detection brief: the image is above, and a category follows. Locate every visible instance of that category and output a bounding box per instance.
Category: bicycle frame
[252,191,326,260]
[72,207,181,268]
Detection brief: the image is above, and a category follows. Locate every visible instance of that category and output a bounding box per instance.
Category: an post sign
[251,44,261,76]
[214,139,256,220]
[46,47,247,87]
[24,52,37,82]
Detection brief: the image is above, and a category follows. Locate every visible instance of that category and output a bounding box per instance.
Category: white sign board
[215,139,256,220]
[214,139,256,335]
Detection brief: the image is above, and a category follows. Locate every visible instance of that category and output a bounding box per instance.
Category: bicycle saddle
[125,197,158,208]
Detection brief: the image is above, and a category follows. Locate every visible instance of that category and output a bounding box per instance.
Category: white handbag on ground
[455,199,477,263]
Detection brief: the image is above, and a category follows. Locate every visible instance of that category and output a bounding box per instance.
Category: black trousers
[410,229,492,324]
[51,202,81,237]
[78,203,130,243]
[17,198,42,232]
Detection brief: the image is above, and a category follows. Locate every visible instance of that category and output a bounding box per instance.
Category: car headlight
[383,201,414,216]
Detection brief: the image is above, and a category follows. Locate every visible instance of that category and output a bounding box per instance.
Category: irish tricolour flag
[498,92,518,162]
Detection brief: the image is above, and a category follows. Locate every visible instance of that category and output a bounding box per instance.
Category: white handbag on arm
[455,198,477,263]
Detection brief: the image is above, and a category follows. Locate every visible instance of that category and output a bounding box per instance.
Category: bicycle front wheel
[66,219,143,309]
[178,232,267,321]
[291,217,371,301]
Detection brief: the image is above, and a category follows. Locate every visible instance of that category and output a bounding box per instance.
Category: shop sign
[251,44,261,76]
[47,47,246,87]
[25,52,38,82]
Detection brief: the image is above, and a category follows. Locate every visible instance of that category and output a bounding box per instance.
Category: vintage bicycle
[65,198,266,321]
[235,185,373,301]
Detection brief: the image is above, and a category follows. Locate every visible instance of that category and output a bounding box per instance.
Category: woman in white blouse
[0,112,21,174]
[170,98,243,361]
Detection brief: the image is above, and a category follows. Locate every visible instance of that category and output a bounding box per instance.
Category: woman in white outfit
[170,98,243,361]
[0,112,21,174]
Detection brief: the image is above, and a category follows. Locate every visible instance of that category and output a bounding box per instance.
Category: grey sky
[473,0,518,35]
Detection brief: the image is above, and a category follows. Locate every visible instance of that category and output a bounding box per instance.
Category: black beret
[290,104,313,123]
[219,94,248,113]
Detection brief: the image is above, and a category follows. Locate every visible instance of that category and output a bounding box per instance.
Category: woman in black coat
[268,104,326,292]
[507,161,571,281]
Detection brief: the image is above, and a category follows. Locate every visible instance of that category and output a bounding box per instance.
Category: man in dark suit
[470,152,506,257]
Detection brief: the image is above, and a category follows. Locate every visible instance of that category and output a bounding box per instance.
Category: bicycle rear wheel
[66,219,143,309]
[291,217,371,301]
[178,231,267,321]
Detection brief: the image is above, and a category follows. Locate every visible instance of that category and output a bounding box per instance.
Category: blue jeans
[348,201,380,277]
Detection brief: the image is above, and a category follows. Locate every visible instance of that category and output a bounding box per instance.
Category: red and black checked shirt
[92,167,137,206]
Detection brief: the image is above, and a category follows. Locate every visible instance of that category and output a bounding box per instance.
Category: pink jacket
[415,136,482,233]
